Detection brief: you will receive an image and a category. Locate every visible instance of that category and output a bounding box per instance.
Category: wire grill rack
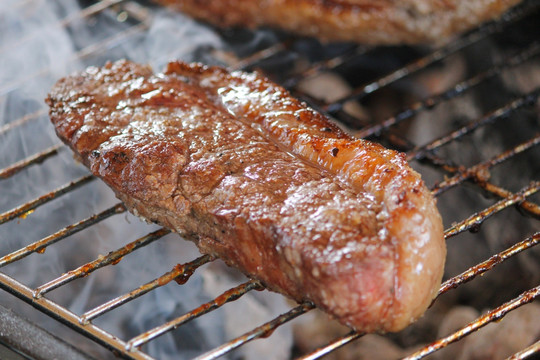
[1,0,539,359]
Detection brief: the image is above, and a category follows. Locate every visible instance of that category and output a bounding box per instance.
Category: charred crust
[110,151,130,163]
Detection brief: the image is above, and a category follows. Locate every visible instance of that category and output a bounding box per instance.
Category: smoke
[0,1,292,359]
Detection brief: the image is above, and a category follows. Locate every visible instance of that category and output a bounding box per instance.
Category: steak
[156,0,521,45]
[46,60,446,332]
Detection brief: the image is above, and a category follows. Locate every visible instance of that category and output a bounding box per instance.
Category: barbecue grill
[1,0,539,359]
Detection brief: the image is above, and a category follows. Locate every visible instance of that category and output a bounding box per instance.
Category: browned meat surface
[155,0,521,44]
[46,60,445,332]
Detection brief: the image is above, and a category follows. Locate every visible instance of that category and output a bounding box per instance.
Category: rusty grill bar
[0,0,539,359]
[404,284,540,360]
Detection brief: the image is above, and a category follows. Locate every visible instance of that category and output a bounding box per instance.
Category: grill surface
[0,1,539,359]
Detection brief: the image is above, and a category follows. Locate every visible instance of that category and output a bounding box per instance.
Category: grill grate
[1,1,539,359]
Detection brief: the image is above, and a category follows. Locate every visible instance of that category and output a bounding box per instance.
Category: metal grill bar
[432,135,540,196]
[228,43,288,72]
[356,41,540,138]
[34,227,170,298]
[483,182,540,219]
[0,144,62,179]
[127,279,265,351]
[444,182,540,239]
[507,340,540,360]
[0,272,152,360]
[0,175,95,225]
[439,232,540,296]
[407,89,540,161]
[81,254,213,324]
[195,302,316,360]
[280,45,367,89]
[0,109,47,136]
[0,203,125,268]
[424,148,540,220]
[296,331,363,360]
[402,285,540,360]
[421,126,540,219]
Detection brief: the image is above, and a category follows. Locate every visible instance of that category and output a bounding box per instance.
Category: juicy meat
[156,0,521,44]
[46,60,446,333]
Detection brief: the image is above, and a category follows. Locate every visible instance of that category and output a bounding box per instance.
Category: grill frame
[0,1,539,359]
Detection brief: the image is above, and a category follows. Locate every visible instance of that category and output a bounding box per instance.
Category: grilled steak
[46,60,445,332]
[156,0,521,44]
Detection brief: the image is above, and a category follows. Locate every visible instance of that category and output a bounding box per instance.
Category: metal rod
[422,153,540,220]
[401,285,540,360]
[356,42,540,138]
[126,279,265,351]
[407,88,540,161]
[0,203,125,268]
[228,43,287,71]
[0,108,47,136]
[479,181,540,219]
[444,181,540,239]
[0,272,153,360]
[0,144,62,179]
[506,340,540,360]
[0,175,95,225]
[281,45,368,89]
[432,134,540,196]
[194,302,315,360]
[34,228,170,298]
[81,254,213,323]
[439,232,540,296]
[296,331,364,360]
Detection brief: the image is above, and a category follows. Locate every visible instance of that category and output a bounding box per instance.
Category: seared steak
[156,0,521,44]
[46,60,445,332]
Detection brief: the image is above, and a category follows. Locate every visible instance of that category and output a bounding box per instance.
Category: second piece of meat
[156,0,521,45]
